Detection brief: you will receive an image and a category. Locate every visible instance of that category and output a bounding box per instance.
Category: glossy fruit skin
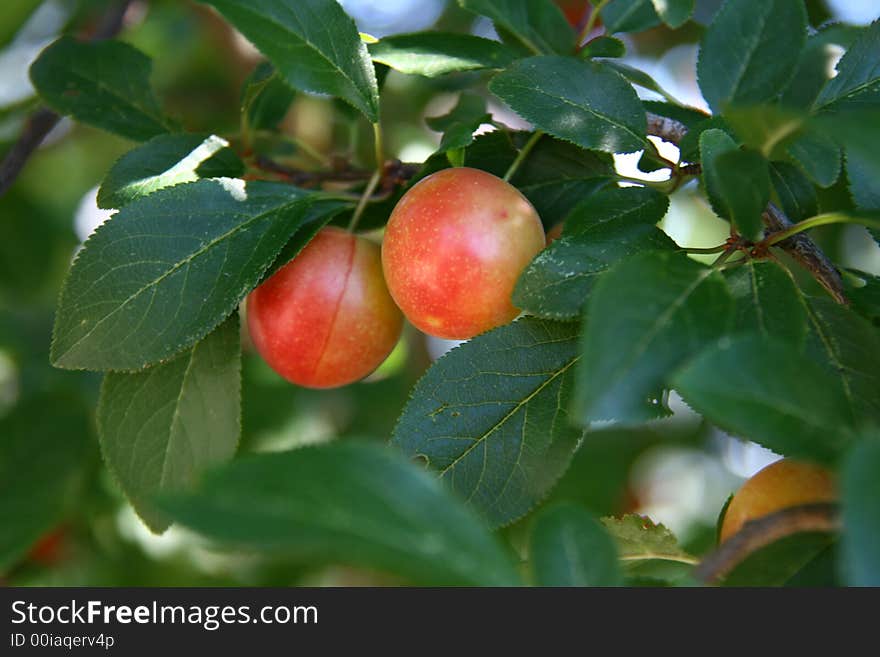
[719,459,836,543]
[247,227,403,389]
[382,167,545,340]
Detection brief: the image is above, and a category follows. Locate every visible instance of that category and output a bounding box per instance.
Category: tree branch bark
[645,111,848,304]
[0,0,134,198]
[694,503,839,585]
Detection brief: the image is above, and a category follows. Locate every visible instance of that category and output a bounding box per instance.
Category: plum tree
[719,459,837,543]
[382,167,545,340]
[247,227,403,388]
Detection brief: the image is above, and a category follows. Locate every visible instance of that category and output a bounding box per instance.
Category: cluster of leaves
[11,0,879,585]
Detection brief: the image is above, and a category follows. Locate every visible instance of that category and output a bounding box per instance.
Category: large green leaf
[458,0,574,55]
[202,0,379,122]
[0,393,93,572]
[805,298,880,425]
[785,129,841,188]
[369,33,516,77]
[708,148,771,241]
[51,179,346,371]
[162,442,521,586]
[842,437,880,586]
[529,504,622,586]
[699,128,737,223]
[814,20,880,113]
[98,134,244,209]
[696,0,806,112]
[726,260,808,347]
[98,315,241,533]
[490,56,646,153]
[673,334,857,462]
[722,533,837,587]
[392,317,583,528]
[29,36,170,141]
[513,187,674,319]
[575,251,733,423]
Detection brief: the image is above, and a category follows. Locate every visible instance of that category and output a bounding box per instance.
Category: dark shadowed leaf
[162,442,521,586]
[0,393,93,572]
[392,317,583,528]
[240,62,296,132]
[98,315,241,533]
[530,504,622,586]
[842,437,880,586]
[29,36,170,141]
[769,161,819,222]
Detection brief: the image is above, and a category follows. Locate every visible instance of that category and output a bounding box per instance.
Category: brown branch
[694,503,839,585]
[645,111,848,304]
[0,0,134,198]
[252,155,420,195]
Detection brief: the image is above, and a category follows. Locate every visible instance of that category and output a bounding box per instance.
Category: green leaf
[712,148,771,240]
[0,393,93,572]
[601,0,660,34]
[98,315,241,533]
[240,62,296,132]
[699,127,737,220]
[97,134,244,209]
[581,36,626,59]
[805,298,880,425]
[369,32,516,77]
[845,269,880,327]
[785,129,841,188]
[458,0,575,55]
[162,442,521,586]
[29,36,169,141]
[575,251,733,423]
[202,0,379,122]
[602,61,675,104]
[814,20,880,113]
[726,260,808,346]
[513,187,675,319]
[510,136,615,225]
[679,116,731,163]
[51,179,347,371]
[490,56,646,153]
[696,0,807,113]
[530,503,623,586]
[602,514,694,569]
[769,161,819,222]
[392,317,583,528]
[847,150,880,211]
[426,93,491,153]
[673,334,857,463]
[781,24,865,110]
[842,437,880,586]
[723,105,807,158]
[651,0,693,28]
[722,533,837,586]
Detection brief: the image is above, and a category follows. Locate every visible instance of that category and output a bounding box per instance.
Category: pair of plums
[247,167,546,388]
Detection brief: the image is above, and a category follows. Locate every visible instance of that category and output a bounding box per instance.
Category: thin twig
[694,503,839,585]
[0,0,134,198]
[645,111,848,304]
